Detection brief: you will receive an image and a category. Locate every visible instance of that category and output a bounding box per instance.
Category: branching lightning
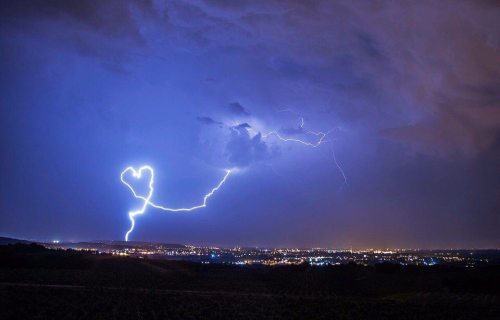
[261,128,330,148]
[248,116,330,148]
[120,113,347,241]
[121,165,231,241]
[331,143,348,190]
[254,114,348,187]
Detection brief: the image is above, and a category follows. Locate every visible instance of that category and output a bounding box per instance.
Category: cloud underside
[197,116,223,126]
[227,102,250,116]
[226,127,270,167]
[2,0,499,156]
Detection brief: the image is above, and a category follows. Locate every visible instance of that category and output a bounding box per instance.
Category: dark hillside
[1,244,499,319]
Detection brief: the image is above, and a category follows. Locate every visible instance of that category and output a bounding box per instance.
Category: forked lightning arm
[261,129,329,148]
[121,165,231,241]
[331,144,347,189]
[247,117,329,148]
[258,116,347,186]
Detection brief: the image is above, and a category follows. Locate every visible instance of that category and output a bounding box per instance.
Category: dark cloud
[0,0,164,73]
[381,106,500,157]
[0,0,152,41]
[197,116,223,126]
[226,125,271,167]
[227,102,250,116]
[192,0,499,157]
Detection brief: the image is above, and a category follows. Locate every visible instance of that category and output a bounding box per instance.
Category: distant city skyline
[1,235,498,251]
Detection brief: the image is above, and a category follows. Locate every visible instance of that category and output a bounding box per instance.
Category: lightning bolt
[247,116,329,148]
[331,143,347,190]
[261,129,329,148]
[121,113,346,240]
[121,165,231,241]
[254,115,348,187]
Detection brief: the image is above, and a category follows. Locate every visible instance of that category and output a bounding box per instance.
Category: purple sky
[1,0,499,248]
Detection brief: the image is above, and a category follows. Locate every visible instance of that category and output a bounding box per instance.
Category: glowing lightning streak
[261,129,329,148]
[331,144,347,190]
[255,115,348,187]
[122,115,345,240]
[256,116,330,147]
[121,165,231,241]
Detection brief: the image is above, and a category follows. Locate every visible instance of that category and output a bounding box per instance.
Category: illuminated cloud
[232,122,251,130]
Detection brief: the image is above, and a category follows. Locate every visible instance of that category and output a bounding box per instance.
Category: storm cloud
[226,125,270,167]
[1,0,498,248]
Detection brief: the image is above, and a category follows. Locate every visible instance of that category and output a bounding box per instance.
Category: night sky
[1,0,499,248]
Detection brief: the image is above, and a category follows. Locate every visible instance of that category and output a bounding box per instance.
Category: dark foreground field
[1,244,499,319]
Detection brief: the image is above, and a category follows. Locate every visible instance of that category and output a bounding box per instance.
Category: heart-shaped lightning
[120,165,156,241]
[120,165,155,202]
[120,165,232,241]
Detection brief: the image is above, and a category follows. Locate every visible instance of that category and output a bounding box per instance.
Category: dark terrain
[1,243,499,319]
